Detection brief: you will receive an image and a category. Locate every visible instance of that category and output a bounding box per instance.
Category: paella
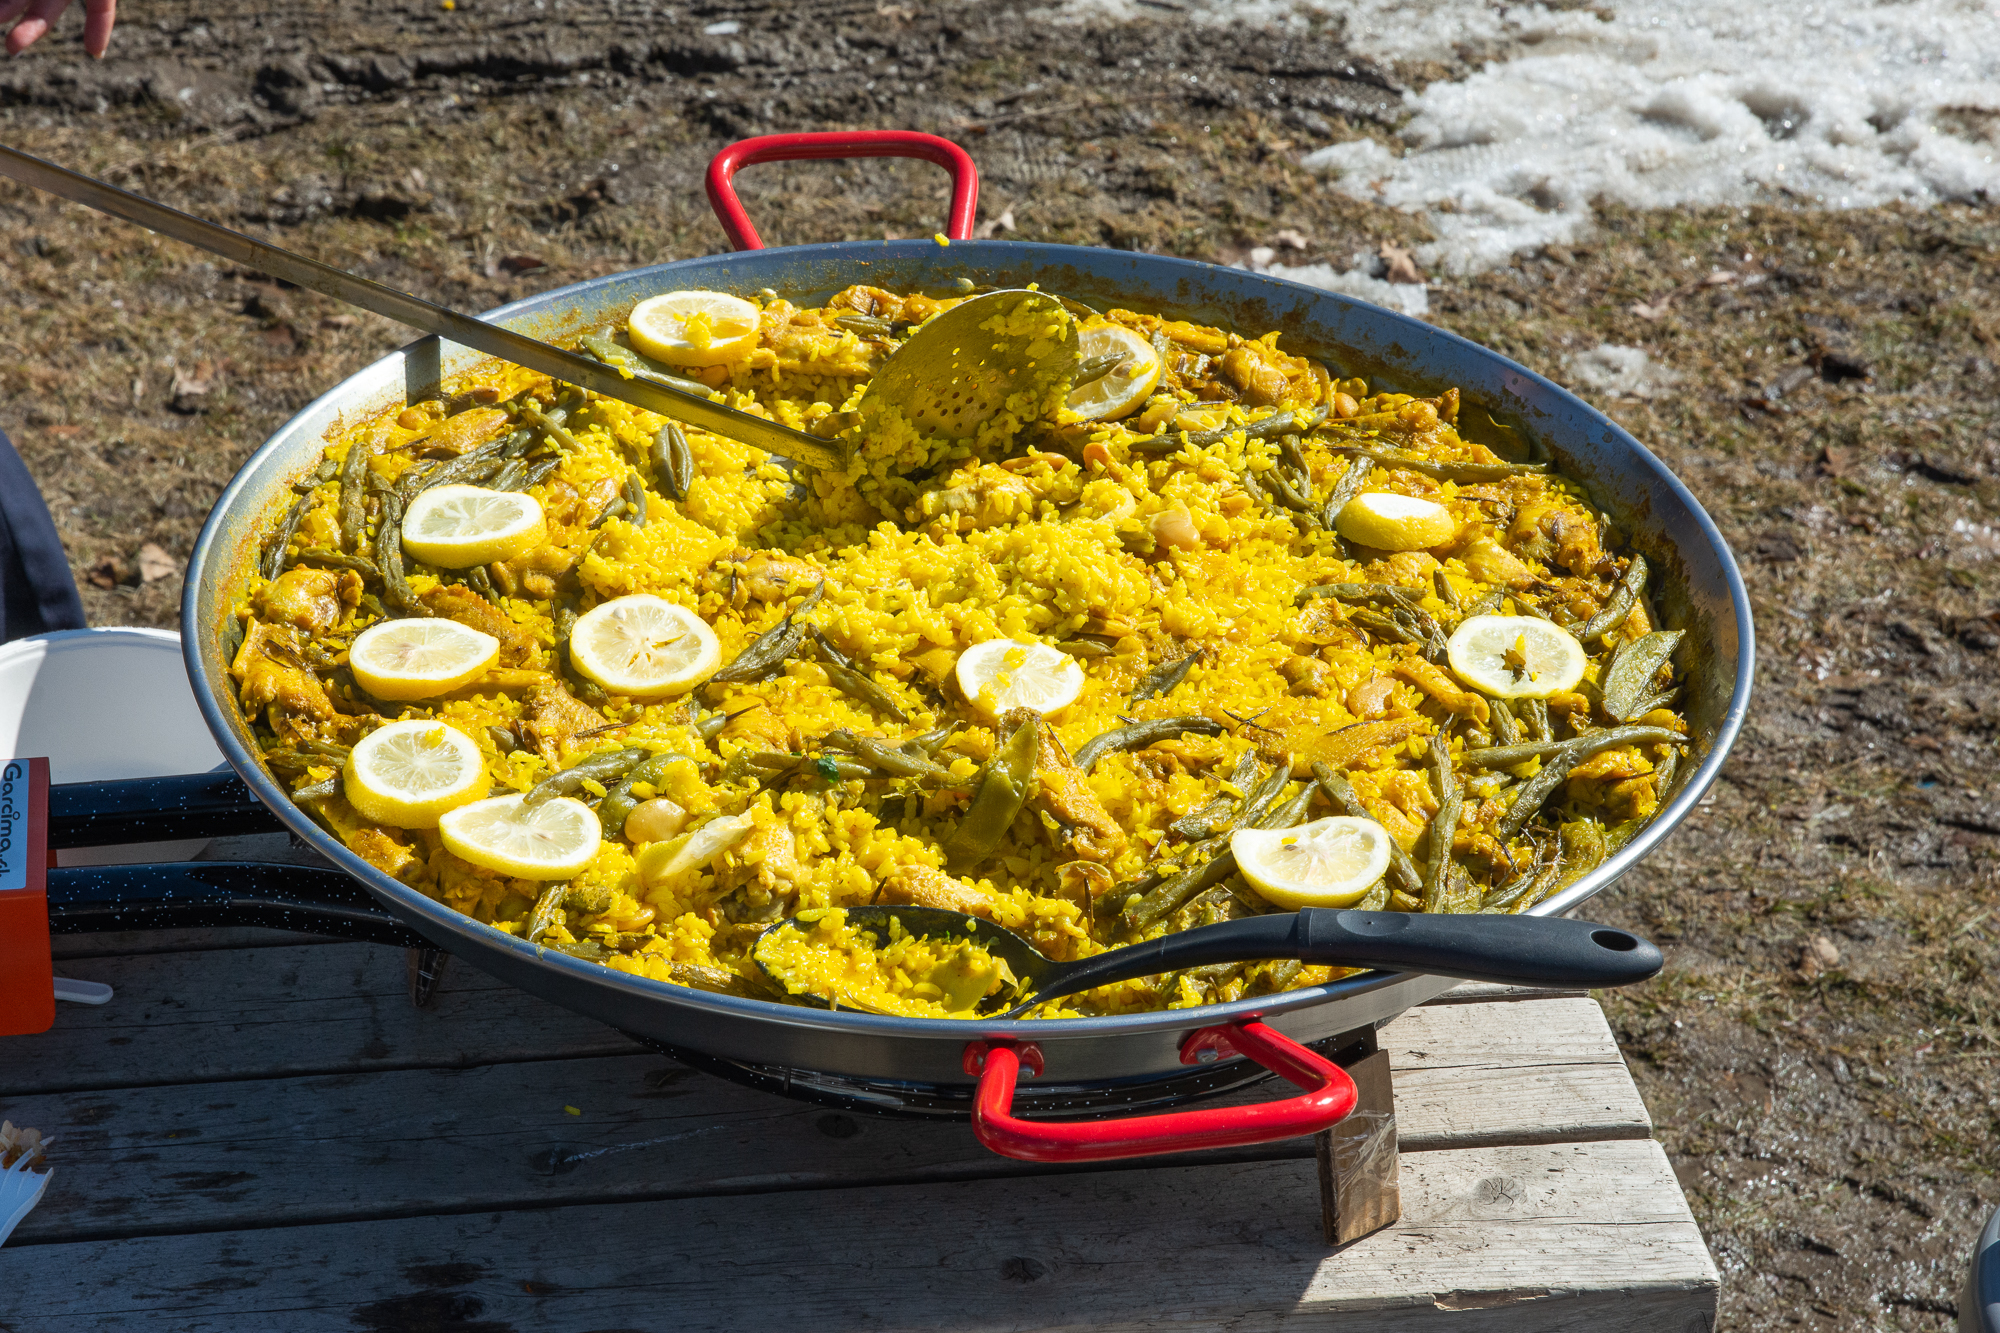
[232,280,1690,1018]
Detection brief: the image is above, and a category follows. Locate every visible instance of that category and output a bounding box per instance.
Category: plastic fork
[0,1145,54,1247]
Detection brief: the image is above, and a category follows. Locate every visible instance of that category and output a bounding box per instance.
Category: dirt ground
[2,1,1995,1325]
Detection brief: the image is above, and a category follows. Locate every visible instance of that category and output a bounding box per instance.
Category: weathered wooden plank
[51,926,345,959]
[2,944,642,1095]
[1425,980,1590,1005]
[0,1140,1717,1332]
[1,998,1646,1243]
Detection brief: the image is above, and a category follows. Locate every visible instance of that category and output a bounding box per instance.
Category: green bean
[621,471,648,527]
[1056,638,1117,659]
[487,725,518,754]
[518,400,584,453]
[465,564,498,600]
[1492,728,1689,840]
[1313,762,1423,898]
[338,434,373,553]
[262,493,308,581]
[1518,696,1550,743]
[832,313,911,339]
[943,714,1040,870]
[1463,588,1507,618]
[1121,843,1239,931]
[695,709,744,743]
[1356,880,1392,912]
[1626,688,1679,718]
[711,583,824,685]
[1130,403,1329,454]
[1601,630,1684,721]
[1489,697,1521,747]
[293,775,340,801]
[396,435,512,501]
[357,592,392,623]
[652,421,694,502]
[1650,745,1681,804]
[807,636,909,722]
[1321,443,1548,483]
[579,333,716,398]
[526,883,568,943]
[1261,461,1323,526]
[374,490,430,616]
[1168,751,1259,841]
[1296,581,1424,610]
[292,548,382,580]
[1073,716,1225,772]
[1420,740,1461,914]
[821,729,956,784]
[1581,554,1647,641]
[1253,781,1318,831]
[1130,650,1202,703]
[1236,761,1295,829]
[588,496,626,531]
[1555,819,1608,892]
[525,748,647,809]
[1433,568,1461,613]
[1321,456,1373,530]
[1463,725,1688,771]
[1280,432,1313,483]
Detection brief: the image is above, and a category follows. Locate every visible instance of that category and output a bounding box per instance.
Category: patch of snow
[1041,0,2000,274]
[1239,248,1431,317]
[1566,344,1680,399]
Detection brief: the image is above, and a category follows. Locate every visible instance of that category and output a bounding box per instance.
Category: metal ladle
[755,904,1663,1019]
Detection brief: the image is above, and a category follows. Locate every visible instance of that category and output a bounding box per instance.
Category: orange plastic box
[0,757,52,1035]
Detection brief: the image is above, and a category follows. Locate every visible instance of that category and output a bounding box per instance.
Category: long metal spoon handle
[0,142,838,470]
[1014,909,1661,1013]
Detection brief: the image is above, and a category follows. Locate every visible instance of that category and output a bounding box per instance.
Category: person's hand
[2,0,116,57]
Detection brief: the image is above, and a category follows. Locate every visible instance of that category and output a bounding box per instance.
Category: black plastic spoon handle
[1033,909,1661,1005]
[49,773,286,848]
[47,862,426,948]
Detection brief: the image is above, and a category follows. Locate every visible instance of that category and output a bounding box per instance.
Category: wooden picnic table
[1,866,1718,1331]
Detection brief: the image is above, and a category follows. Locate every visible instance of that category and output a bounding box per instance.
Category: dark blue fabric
[0,431,87,644]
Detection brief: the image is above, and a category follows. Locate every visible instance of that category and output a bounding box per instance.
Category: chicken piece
[493,541,580,601]
[1393,658,1491,726]
[824,284,953,326]
[1510,496,1605,575]
[1458,533,1538,590]
[231,619,338,723]
[718,704,792,754]
[419,585,539,666]
[912,463,1037,534]
[1568,748,1652,783]
[1280,654,1332,697]
[347,827,427,886]
[724,550,824,608]
[1354,768,1436,850]
[1358,550,1440,588]
[255,566,361,635]
[1020,710,1126,864]
[756,300,882,377]
[523,677,607,767]
[878,864,995,919]
[717,820,802,902]
[1218,344,1298,406]
[422,407,511,458]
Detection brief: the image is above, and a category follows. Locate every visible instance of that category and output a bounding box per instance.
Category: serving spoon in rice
[754,904,1662,1020]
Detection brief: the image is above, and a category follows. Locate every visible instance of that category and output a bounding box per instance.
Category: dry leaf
[972,208,1016,240]
[86,557,128,589]
[137,542,177,583]
[1272,228,1309,250]
[1798,934,1840,979]
[1379,242,1423,285]
[498,254,545,275]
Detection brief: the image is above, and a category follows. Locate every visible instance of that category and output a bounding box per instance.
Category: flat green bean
[943,715,1040,870]
[1073,716,1224,772]
[1421,740,1461,913]
[1601,630,1684,721]
[1581,554,1647,641]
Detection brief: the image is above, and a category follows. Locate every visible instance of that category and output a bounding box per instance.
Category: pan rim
[182,238,1754,1043]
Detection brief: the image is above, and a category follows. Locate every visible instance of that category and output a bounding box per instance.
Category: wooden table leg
[1316,1027,1400,1246]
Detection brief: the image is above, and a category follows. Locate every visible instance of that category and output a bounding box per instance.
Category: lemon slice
[401,485,545,568]
[1233,816,1393,909]
[439,793,602,880]
[1066,323,1163,421]
[348,619,500,701]
[954,639,1085,718]
[343,719,492,829]
[626,291,761,368]
[1445,614,1587,699]
[569,594,720,697]
[1333,491,1457,551]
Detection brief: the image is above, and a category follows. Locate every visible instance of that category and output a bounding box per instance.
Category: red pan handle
[705,131,980,252]
[963,1020,1358,1163]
